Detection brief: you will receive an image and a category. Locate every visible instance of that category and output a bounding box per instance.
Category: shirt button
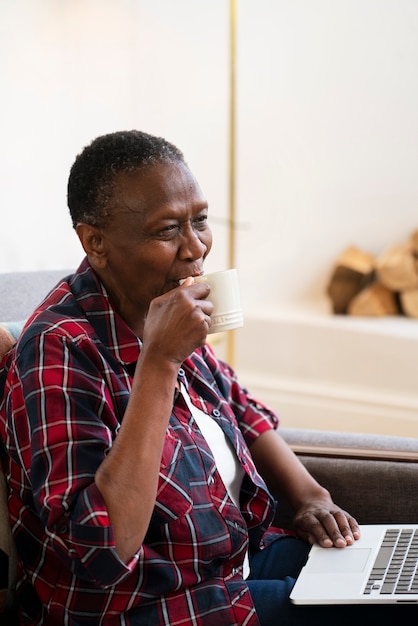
[212,409,221,417]
[178,368,185,377]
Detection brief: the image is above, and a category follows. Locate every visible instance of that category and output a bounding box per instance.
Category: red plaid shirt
[0,259,280,625]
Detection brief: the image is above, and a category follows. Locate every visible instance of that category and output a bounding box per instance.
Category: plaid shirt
[0,259,280,625]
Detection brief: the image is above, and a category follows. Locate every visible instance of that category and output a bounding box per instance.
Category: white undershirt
[179,383,250,578]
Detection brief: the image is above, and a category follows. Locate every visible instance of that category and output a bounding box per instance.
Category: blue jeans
[247,534,418,626]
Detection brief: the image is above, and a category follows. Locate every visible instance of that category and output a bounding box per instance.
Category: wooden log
[399,289,418,318]
[327,246,375,314]
[375,243,418,292]
[348,282,400,317]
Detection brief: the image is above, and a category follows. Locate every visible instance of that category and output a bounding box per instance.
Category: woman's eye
[193,215,208,229]
[158,224,178,236]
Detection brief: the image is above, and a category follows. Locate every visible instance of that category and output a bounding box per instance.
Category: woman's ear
[76,223,107,269]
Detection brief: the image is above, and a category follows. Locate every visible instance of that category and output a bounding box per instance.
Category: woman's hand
[292,498,360,548]
[249,429,361,549]
[143,278,213,365]
[0,326,15,358]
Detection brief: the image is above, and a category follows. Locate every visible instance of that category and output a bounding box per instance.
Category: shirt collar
[72,258,142,368]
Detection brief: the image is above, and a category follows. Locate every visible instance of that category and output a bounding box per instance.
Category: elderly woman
[1,131,408,625]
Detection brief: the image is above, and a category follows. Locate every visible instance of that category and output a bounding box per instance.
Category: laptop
[290,524,418,605]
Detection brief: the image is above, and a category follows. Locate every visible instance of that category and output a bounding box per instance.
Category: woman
[2,130,397,625]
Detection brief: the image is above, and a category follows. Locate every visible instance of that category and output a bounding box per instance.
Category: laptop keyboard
[364,528,418,595]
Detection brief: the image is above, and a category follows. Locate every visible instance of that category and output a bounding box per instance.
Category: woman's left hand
[292,499,360,548]
[249,429,361,549]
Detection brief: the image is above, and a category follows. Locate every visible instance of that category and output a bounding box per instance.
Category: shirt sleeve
[10,327,138,587]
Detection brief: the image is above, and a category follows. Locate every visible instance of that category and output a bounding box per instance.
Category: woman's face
[88,160,212,329]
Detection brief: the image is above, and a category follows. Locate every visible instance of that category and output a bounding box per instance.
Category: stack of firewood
[327,230,418,318]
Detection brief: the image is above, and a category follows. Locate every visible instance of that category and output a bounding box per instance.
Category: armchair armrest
[276,427,418,528]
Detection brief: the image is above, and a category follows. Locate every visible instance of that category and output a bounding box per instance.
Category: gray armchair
[278,427,418,528]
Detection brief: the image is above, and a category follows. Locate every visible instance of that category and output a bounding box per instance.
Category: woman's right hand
[142,278,214,365]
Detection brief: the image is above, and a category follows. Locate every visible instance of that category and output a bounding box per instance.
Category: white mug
[194,269,244,334]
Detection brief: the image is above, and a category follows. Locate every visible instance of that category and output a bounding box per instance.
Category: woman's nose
[179,227,207,260]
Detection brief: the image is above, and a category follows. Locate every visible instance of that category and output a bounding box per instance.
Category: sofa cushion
[0,270,69,322]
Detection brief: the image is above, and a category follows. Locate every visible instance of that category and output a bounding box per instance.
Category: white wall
[2,1,417,306]
[235,309,418,436]
[231,0,418,435]
[236,0,418,311]
[1,1,418,434]
[0,0,230,274]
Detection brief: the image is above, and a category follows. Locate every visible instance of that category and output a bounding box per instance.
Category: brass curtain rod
[226,0,237,366]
